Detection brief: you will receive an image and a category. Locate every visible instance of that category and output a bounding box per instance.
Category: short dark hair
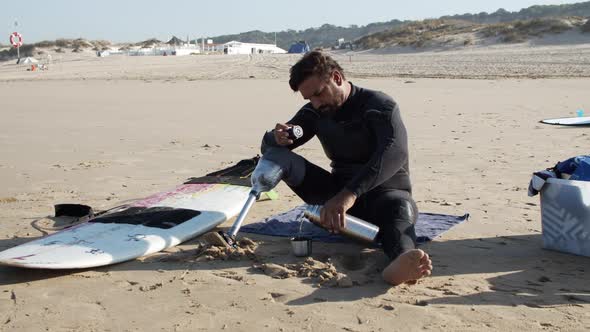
[289,50,345,92]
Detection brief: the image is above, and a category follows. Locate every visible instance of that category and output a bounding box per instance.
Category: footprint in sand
[212,271,247,282]
[0,197,17,204]
[260,292,291,303]
[335,254,367,271]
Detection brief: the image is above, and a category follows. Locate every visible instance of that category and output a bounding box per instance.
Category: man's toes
[419,253,430,265]
[420,263,433,271]
[419,262,432,274]
[405,249,425,262]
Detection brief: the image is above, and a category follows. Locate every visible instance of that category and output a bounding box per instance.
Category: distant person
[260,50,432,285]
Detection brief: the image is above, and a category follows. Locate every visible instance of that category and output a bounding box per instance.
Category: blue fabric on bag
[240,205,469,244]
[555,155,590,181]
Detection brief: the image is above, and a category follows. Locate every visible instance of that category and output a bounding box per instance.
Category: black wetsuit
[262,82,417,260]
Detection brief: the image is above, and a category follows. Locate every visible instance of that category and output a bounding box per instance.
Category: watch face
[289,125,304,140]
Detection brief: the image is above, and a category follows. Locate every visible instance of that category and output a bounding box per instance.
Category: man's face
[298,72,345,113]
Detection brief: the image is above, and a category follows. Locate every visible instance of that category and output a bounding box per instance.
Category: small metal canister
[291,236,312,256]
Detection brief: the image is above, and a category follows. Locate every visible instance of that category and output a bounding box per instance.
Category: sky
[1,0,583,43]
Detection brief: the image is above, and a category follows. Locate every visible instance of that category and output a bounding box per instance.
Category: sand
[0,44,589,331]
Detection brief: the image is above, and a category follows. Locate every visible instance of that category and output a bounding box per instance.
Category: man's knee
[390,199,416,224]
[373,194,417,225]
[261,147,306,187]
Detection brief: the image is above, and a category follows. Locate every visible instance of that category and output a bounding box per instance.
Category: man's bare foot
[382,249,432,286]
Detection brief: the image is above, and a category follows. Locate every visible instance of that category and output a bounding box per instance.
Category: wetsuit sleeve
[345,100,408,197]
[260,106,318,154]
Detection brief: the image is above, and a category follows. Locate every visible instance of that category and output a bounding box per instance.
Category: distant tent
[137,38,162,48]
[17,57,39,64]
[288,41,310,54]
[167,36,184,46]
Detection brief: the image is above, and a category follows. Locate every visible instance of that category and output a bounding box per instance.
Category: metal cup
[291,236,312,257]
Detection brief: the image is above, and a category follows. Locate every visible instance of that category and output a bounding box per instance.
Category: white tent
[18,57,39,64]
[220,41,287,55]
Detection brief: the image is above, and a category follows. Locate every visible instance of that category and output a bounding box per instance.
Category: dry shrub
[502,32,527,43]
[0,44,36,61]
[480,17,575,43]
[356,19,478,49]
[72,39,93,49]
[56,39,72,48]
[34,40,56,48]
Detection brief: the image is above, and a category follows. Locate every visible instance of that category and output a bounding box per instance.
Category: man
[261,50,432,285]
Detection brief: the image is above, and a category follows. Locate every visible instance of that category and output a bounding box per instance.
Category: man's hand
[273,123,294,146]
[320,189,357,234]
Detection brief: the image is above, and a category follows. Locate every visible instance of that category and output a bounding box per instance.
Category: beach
[0,44,589,331]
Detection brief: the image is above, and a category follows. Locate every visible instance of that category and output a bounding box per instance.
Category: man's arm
[345,100,409,197]
[261,106,318,154]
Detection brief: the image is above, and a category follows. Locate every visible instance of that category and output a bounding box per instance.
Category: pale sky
[1,0,582,43]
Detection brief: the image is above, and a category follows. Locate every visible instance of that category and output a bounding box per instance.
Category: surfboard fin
[258,190,279,201]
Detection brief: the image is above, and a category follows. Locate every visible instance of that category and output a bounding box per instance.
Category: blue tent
[288,41,310,54]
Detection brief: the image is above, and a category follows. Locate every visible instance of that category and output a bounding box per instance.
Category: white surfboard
[0,183,251,269]
[540,116,590,126]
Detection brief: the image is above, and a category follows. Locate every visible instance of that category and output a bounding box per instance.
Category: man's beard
[318,102,339,114]
[317,91,344,114]
[317,107,336,117]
